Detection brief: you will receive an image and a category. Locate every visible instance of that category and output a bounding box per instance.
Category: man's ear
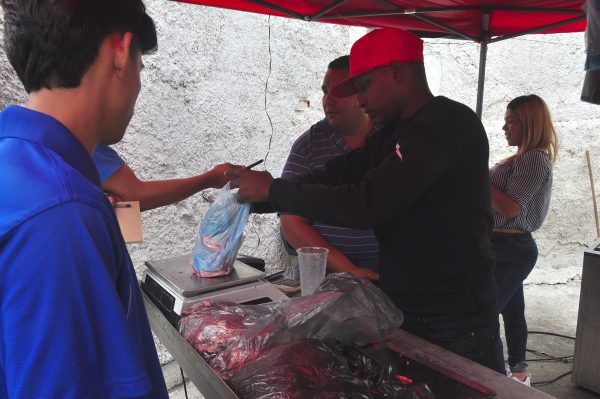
[112,32,134,79]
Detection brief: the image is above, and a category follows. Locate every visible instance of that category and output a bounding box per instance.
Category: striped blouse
[280,119,379,264]
[489,149,552,232]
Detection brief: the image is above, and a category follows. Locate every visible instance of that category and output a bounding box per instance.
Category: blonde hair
[503,94,559,165]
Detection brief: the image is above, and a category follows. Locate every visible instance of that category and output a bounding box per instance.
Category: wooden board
[114,201,143,243]
[385,330,555,399]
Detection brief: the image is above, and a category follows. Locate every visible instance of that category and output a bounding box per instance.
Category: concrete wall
[1,0,599,377]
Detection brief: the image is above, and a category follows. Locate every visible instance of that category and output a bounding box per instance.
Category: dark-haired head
[328,55,350,71]
[1,0,157,93]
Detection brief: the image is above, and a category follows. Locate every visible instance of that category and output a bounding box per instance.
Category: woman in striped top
[490,95,558,385]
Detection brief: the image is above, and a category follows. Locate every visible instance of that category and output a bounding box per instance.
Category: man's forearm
[136,173,216,211]
[281,216,358,273]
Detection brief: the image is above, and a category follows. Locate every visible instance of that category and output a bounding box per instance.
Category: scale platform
[141,254,288,326]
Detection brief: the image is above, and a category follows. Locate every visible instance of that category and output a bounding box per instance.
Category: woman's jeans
[491,232,538,370]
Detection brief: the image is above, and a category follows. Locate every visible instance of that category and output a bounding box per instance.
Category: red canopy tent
[170,0,587,117]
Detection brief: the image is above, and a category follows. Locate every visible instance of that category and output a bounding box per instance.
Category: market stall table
[141,259,555,399]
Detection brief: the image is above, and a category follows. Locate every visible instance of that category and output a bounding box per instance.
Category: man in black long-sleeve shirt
[228,28,503,373]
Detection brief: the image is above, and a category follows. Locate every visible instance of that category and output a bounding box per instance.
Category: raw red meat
[180,300,286,379]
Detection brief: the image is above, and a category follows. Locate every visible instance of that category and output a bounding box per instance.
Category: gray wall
[1,0,599,373]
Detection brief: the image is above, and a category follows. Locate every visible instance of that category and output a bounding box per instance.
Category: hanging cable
[248,14,275,250]
[262,14,274,167]
[180,366,189,399]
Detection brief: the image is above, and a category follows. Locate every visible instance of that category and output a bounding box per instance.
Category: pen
[115,203,132,208]
[246,159,264,169]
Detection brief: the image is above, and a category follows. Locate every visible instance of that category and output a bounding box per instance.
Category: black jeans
[401,307,504,374]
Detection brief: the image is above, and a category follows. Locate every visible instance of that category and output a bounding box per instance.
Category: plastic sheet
[179,273,405,383]
[308,272,405,345]
[179,300,287,380]
[191,182,250,277]
[230,339,372,399]
[230,339,435,399]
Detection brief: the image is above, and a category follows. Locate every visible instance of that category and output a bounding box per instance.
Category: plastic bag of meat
[229,339,372,399]
[279,273,404,346]
[179,274,404,381]
[231,339,434,399]
[190,182,250,277]
[179,292,346,380]
[179,300,287,380]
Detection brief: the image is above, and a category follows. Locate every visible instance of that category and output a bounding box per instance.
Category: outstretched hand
[208,163,238,188]
[226,167,274,203]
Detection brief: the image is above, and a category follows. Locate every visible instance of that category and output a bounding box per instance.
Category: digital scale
[141,254,288,326]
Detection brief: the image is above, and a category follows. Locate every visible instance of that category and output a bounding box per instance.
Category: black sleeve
[251,201,277,214]
[251,136,376,214]
[295,139,375,187]
[268,121,459,229]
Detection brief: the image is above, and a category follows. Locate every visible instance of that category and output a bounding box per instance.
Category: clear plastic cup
[297,247,328,296]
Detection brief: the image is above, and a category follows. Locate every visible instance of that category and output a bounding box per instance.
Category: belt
[493,228,527,234]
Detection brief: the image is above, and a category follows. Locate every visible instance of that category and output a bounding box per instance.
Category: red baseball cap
[331,28,423,97]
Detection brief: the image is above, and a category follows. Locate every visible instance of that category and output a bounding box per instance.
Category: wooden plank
[385,330,555,399]
[115,201,143,243]
[143,292,239,399]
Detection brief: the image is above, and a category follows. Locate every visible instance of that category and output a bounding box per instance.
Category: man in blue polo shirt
[0,1,168,397]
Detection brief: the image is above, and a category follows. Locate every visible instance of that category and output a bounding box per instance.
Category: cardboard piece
[114,201,143,243]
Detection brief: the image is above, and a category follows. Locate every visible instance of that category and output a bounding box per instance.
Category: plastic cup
[297,247,328,296]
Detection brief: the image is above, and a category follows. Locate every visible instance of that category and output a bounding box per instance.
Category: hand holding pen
[246,159,264,170]
[226,159,273,202]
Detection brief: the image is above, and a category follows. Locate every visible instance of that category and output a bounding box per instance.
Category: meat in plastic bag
[179,291,346,380]
[190,182,250,277]
[231,339,435,399]
[230,338,372,399]
[179,300,287,380]
[282,272,404,346]
[179,273,404,381]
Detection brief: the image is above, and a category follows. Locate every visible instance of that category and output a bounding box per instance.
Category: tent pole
[476,41,488,119]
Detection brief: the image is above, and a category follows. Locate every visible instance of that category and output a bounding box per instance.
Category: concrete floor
[521,283,599,399]
[167,280,599,399]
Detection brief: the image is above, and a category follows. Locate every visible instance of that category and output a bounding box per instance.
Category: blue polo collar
[0,105,101,187]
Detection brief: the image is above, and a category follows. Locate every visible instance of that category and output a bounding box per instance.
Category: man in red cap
[228,28,503,373]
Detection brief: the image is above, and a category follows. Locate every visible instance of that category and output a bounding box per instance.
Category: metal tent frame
[172,1,586,117]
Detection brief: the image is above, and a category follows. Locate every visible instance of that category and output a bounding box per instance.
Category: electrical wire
[528,330,575,340]
[526,349,573,363]
[262,14,274,168]
[526,330,575,363]
[523,330,576,386]
[247,14,275,251]
[180,366,189,399]
[531,371,572,386]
